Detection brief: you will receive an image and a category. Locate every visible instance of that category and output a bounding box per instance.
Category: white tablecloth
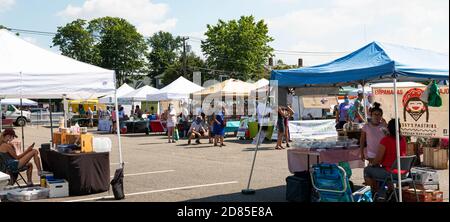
[98,119,112,132]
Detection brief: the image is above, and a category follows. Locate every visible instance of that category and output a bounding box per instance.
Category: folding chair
[0,152,29,188]
[310,163,373,202]
[375,155,419,202]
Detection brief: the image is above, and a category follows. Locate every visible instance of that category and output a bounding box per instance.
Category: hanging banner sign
[272,119,337,140]
[373,85,449,138]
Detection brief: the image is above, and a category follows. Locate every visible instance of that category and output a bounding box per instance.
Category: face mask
[344,99,350,103]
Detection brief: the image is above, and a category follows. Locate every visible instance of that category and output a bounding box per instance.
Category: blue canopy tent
[271,41,448,87]
[243,42,449,201]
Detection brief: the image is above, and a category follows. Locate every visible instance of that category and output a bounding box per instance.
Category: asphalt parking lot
[8,125,449,202]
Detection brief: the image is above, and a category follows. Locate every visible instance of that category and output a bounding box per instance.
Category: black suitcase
[286,171,312,202]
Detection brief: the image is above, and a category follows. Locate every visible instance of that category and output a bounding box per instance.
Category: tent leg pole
[49,99,54,147]
[393,77,402,202]
[0,99,3,132]
[20,98,25,152]
[362,81,368,123]
[114,74,124,168]
[242,89,270,195]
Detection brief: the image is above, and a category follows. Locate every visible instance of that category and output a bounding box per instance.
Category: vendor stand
[0,29,125,199]
[40,148,110,196]
[124,119,150,134]
[262,41,449,202]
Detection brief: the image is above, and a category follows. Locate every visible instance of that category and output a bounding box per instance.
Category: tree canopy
[147,31,182,86]
[201,15,274,81]
[53,17,148,87]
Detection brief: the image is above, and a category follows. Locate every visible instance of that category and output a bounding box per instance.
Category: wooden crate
[423,147,448,169]
[402,189,443,202]
[65,133,80,144]
[52,132,62,146]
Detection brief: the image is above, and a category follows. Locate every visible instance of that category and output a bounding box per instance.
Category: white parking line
[111,162,129,165]
[65,181,239,202]
[111,170,175,178]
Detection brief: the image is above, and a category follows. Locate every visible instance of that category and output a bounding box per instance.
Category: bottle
[40,175,46,187]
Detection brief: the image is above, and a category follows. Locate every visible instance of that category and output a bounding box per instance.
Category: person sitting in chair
[363,119,406,194]
[187,116,207,145]
[0,128,42,186]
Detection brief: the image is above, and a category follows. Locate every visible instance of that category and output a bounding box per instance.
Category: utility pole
[182,37,189,76]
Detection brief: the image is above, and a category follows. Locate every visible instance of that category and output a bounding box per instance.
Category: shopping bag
[110,167,125,200]
[174,128,180,141]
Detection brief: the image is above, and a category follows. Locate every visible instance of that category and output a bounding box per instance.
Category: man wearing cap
[0,128,42,186]
[188,116,207,145]
[353,91,366,123]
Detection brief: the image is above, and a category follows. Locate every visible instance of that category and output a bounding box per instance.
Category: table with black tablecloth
[39,149,110,196]
[124,119,149,134]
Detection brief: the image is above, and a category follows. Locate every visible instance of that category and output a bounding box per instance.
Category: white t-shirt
[167,108,177,127]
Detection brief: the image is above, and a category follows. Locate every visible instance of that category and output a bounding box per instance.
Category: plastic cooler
[1,171,10,190]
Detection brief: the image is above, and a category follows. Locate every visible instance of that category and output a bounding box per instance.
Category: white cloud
[267,0,449,66]
[0,0,15,12]
[57,0,177,36]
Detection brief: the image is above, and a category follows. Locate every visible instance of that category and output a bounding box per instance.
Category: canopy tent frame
[244,42,449,202]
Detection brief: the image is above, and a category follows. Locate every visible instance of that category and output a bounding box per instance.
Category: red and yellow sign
[373,86,449,138]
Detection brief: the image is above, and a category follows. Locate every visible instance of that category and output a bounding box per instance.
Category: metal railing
[29,112,63,126]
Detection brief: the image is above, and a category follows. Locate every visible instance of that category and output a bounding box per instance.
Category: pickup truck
[1,104,31,126]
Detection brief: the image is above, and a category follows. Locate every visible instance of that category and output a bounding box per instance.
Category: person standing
[87,107,94,128]
[336,95,352,129]
[134,105,143,119]
[352,91,366,123]
[166,104,177,143]
[284,104,294,147]
[213,106,226,147]
[275,106,287,150]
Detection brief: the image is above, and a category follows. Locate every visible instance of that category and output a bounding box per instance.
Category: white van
[1,104,31,126]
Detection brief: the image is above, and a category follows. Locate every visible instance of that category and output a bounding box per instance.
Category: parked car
[1,104,31,126]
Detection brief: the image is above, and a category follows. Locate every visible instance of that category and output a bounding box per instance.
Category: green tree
[162,52,206,85]
[147,31,182,86]
[201,15,274,81]
[53,19,99,64]
[53,17,148,87]
[88,17,148,86]
[272,59,298,70]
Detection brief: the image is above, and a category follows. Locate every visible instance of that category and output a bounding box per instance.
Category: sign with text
[373,85,449,138]
[272,119,337,140]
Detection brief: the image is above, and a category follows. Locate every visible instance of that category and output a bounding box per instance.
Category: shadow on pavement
[187,185,287,202]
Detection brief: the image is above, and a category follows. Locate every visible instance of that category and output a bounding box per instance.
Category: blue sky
[1,0,449,66]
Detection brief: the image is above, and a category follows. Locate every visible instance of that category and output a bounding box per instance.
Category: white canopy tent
[147,76,203,101]
[99,83,135,104]
[0,29,124,175]
[0,98,38,106]
[0,29,115,99]
[119,85,159,103]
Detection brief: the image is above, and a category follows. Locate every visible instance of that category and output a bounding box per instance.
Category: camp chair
[310,163,373,202]
[0,152,29,188]
[374,155,419,202]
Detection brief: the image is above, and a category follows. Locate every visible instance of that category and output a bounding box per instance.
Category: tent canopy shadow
[186,185,286,202]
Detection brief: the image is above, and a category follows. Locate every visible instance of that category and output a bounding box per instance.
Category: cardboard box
[402,189,443,202]
[47,179,69,198]
[52,132,62,146]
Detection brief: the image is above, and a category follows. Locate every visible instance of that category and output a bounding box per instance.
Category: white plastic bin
[0,172,10,191]
[93,137,112,153]
[47,179,69,198]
